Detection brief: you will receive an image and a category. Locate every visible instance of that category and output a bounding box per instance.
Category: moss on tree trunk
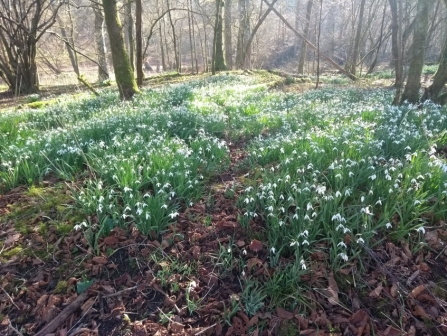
[102,0,139,100]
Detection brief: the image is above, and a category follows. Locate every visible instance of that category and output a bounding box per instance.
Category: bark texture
[102,0,139,100]
[212,0,228,73]
[224,0,233,68]
[423,0,447,105]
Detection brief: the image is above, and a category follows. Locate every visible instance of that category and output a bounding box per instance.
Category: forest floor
[1,70,447,336]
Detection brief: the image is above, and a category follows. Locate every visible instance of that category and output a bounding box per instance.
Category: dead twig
[34,290,90,336]
[1,286,20,310]
[102,285,138,299]
[195,323,217,335]
[8,320,24,336]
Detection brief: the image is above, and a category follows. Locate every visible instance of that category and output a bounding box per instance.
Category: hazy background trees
[1,0,447,102]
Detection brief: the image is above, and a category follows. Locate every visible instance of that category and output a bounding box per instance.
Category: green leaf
[76,278,95,294]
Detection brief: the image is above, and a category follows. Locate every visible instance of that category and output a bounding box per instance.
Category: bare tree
[0,0,63,94]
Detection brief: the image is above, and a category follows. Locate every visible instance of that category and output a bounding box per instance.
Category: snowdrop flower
[187,281,197,293]
[302,240,309,245]
[385,222,392,229]
[242,249,247,255]
[124,186,132,193]
[356,237,365,244]
[361,206,373,215]
[307,203,313,211]
[290,240,299,247]
[300,259,307,270]
[337,241,347,248]
[414,200,421,205]
[169,212,179,219]
[270,247,276,254]
[161,204,168,209]
[375,199,382,206]
[416,227,425,234]
[74,221,88,231]
[369,174,376,180]
[338,253,348,262]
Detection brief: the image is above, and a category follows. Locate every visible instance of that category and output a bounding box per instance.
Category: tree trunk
[125,0,135,71]
[212,0,228,73]
[136,0,143,85]
[400,0,432,104]
[294,0,301,56]
[93,6,109,81]
[102,0,139,100]
[236,0,251,68]
[224,0,233,68]
[166,0,179,72]
[298,0,313,74]
[388,0,404,104]
[350,0,366,76]
[423,0,447,104]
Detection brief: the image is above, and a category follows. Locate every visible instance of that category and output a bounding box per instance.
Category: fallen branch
[77,76,100,96]
[102,285,138,299]
[263,0,358,81]
[8,320,24,336]
[1,286,19,310]
[34,291,90,336]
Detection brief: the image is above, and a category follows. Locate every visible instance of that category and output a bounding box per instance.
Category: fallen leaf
[92,256,107,265]
[246,315,259,327]
[192,245,201,259]
[390,283,398,298]
[5,234,20,246]
[236,240,245,247]
[349,309,368,326]
[384,326,401,336]
[409,284,425,298]
[327,272,339,305]
[407,325,416,336]
[411,305,430,319]
[103,236,118,247]
[277,307,294,320]
[247,258,262,272]
[170,321,184,333]
[249,239,263,252]
[369,283,383,298]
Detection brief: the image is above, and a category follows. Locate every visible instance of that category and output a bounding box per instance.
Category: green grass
[1,73,447,317]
